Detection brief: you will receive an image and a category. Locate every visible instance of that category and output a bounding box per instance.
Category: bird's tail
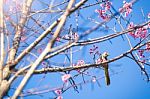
[104,67,110,86]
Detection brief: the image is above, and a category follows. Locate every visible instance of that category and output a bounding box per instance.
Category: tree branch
[12,0,75,98]
[28,41,150,74]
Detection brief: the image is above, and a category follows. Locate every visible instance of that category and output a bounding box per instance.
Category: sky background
[64,1,150,99]
[5,0,150,99]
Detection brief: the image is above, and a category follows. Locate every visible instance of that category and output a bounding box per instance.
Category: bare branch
[12,0,76,98]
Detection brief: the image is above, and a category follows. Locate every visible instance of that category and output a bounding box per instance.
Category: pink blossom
[100,3,105,8]
[73,32,79,41]
[105,1,112,11]
[134,27,147,38]
[148,23,150,28]
[56,37,60,42]
[77,60,85,66]
[55,89,62,95]
[127,22,135,37]
[128,22,147,38]
[41,61,48,68]
[61,74,71,83]
[4,0,8,3]
[96,58,102,64]
[148,13,150,18]
[9,6,13,12]
[100,1,112,11]
[120,1,132,17]
[146,42,150,51]
[95,9,109,20]
[89,45,99,54]
[95,1,111,21]
[37,48,43,54]
[57,96,63,99]
[5,16,10,21]
[138,50,145,58]
[21,36,26,42]
[89,48,94,54]
[92,77,96,83]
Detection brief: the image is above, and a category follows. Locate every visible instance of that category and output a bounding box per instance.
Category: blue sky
[61,0,150,99]
[5,0,150,99]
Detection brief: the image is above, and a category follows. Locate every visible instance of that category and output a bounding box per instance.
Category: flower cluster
[95,0,112,20]
[100,0,112,11]
[119,1,132,17]
[127,22,148,39]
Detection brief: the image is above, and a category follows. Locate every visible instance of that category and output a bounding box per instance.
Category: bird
[100,52,110,86]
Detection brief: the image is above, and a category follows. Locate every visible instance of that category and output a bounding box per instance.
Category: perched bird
[100,52,110,86]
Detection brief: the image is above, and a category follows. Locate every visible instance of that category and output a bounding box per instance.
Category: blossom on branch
[127,22,148,38]
[77,60,85,66]
[119,1,132,17]
[95,0,112,20]
[61,74,71,83]
[55,89,62,95]
[146,42,150,51]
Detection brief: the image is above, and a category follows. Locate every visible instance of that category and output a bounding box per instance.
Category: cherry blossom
[146,42,150,51]
[147,13,150,28]
[138,50,145,58]
[134,27,147,38]
[127,22,147,38]
[119,1,132,17]
[57,96,63,99]
[61,74,71,83]
[95,9,109,20]
[95,0,112,20]
[89,45,99,55]
[96,58,102,64]
[73,32,79,41]
[77,60,85,66]
[127,22,135,37]
[92,77,96,83]
[55,90,63,99]
[5,16,10,21]
[37,48,43,54]
[4,0,7,2]
[55,89,62,95]
[41,61,48,68]
[56,37,61,42]
[100,0,112,11]
[148,13,150,18]
[21,36,26,42]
